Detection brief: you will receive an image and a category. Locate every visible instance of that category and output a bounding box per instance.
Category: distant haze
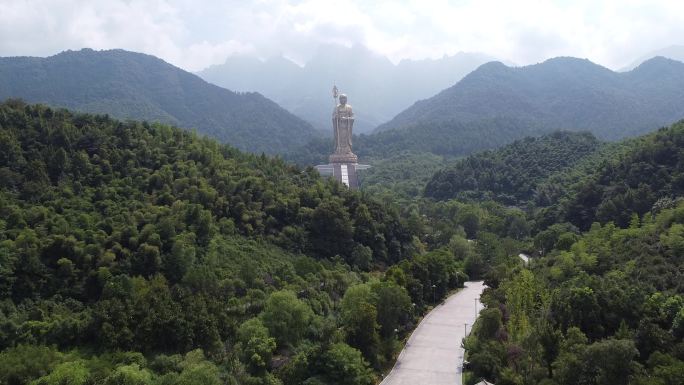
[1,0,684,72]
[621,45,684,71]
[198,45,497,133]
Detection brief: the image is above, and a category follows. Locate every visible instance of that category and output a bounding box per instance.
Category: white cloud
[1,0,683,71]
[0,0,252,71]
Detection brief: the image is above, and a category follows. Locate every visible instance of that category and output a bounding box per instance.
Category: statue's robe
[332,103,354,154]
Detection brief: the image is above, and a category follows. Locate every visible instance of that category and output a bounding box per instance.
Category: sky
[1,0,683,72]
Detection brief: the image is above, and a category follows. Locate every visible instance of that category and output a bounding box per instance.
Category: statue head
[339,94,347,105]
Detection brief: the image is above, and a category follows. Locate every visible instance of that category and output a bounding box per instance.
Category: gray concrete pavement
[380,281,486,385]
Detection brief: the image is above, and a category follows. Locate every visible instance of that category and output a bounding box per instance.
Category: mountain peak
[475,60,510,70]
[626,55,684,84]
[0,48,320,154]
[622,45,684,71]
[542,56,593,65]
[533,57,613,76]
[634,55,684,70]
[375,55,684,141]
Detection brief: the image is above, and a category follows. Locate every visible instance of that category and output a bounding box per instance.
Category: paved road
[380,281,486,385]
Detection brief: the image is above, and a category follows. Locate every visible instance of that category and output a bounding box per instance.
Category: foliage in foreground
[465,203,684,385]
[0,101,473,384]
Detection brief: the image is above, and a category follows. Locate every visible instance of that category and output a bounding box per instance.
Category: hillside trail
[380,280,485,385]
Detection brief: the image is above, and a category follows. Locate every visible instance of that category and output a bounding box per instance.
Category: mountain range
[197,44,497,133]
[4,47,684,165]
[376,56,684,141]
[286,55,684,170]
[0,48,321,154]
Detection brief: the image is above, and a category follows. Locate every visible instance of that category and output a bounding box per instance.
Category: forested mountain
[0,49,321,154]
[376,57,684,141]
[536,120,684,230]
[419,119,684,233]
[198,44,496,133]
[424,131,603,204]
[0,101,478,384]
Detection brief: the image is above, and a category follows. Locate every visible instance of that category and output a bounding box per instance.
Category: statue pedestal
[329,152,358,164]
[315,156,370,190]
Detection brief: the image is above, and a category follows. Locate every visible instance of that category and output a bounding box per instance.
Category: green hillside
[287,117,548,168]
[464,201,684,385]
[424,131,603,204]
[420,119,684,232]
[460,122,684,385]
[0,49,321,154]
[536,120,684,230]
[0,101,474,385]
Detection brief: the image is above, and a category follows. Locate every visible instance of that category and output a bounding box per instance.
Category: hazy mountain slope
[376,57,684,140]
[0,48,321,154]
[198,44,497,133]
[621,44,684,71]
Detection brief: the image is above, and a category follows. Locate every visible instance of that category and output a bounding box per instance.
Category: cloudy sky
[1,0,683,71]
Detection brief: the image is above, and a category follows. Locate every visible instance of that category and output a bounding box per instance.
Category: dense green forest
[284,119,551,201]
[2,95,684,385]
[0,100,487,384]
[376,57,684,140]
[286,117,549,167]
[534,121,684,230]
[459,120,684,385]
[0,49,321,154]
[463,200,684,385]
[359,152,448,201]
[420,120,684,231]
[424,131,603,204]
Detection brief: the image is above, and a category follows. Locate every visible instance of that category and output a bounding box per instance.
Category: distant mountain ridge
[621,45,684,71]
[376,56,684,141]
[0,48,321,154]
[198,44,498,133]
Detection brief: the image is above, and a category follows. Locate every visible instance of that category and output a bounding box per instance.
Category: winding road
[380,281,486,385]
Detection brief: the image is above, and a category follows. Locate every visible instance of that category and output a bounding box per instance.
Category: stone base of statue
[329,152,358,164]
[315,152,370,190]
